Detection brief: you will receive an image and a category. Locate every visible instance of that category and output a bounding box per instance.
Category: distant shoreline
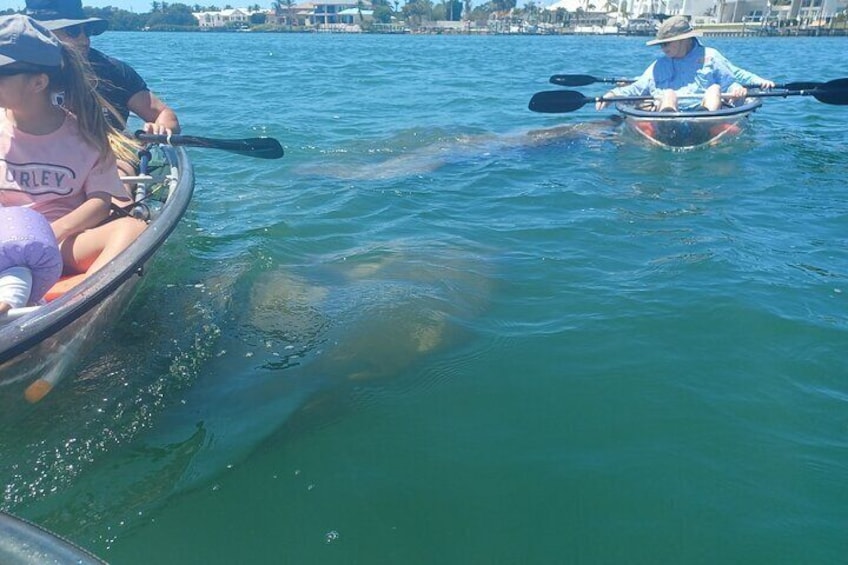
[118,28,848,37]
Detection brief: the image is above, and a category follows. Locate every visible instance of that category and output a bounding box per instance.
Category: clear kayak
[615,99,762,150]
[0,144,194,403]
[0,510,105,564]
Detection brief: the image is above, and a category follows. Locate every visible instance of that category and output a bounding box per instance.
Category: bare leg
[701,84,723,111]
[59,217,148,275]
[658,89,678,111]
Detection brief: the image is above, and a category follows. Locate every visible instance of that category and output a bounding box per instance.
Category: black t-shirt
[87,48,148,128]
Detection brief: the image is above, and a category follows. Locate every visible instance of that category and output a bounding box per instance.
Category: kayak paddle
[529,90,651,113]
[549,74,825,91]
[529,78,848,113]
[549,74,632,87]
[134,132,284,159]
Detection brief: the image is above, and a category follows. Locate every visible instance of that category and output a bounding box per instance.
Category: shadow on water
[1,240,494,548]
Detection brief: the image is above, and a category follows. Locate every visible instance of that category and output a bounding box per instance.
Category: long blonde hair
[46,44,138,163]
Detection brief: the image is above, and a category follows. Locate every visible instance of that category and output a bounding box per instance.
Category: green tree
[368,0,392,24]
[492,0,515,12]
[89,6,148,30]
[556,7,567,24]
[403,0,434,24]
[272,0,296,29]
[373,5,393,22]
[524,0,538,21]
[146,2,199,28]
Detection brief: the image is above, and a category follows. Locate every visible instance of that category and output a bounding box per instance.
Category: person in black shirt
[25,0,180,137]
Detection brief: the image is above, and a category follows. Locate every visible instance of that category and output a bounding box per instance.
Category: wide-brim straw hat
[646,15,702,46]
[25,0,108,36]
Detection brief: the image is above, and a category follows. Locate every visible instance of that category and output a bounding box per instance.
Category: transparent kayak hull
[0,145,194,403]
[616,99,762,150]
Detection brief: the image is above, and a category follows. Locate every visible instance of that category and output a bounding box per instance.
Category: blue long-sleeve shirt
[610,40,750,106]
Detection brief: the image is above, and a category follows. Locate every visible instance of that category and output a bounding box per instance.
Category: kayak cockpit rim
[614,98,763,120]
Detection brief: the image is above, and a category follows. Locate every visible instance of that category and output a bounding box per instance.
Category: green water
[1,33,846,564]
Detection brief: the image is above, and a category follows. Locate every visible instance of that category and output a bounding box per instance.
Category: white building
[311,1,372,25]
[193,8,252,28]
[626,0,848,23]
[545,0,598,12]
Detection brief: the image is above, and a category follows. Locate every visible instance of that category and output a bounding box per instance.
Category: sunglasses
[61,23,95,38]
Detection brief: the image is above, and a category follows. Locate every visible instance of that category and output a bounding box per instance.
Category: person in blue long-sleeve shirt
[596,16,774,112]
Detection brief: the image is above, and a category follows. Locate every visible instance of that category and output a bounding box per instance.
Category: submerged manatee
[296,119,622,180]
[23,244,494,537]
[157,244,493,488]
[148,248,492,489]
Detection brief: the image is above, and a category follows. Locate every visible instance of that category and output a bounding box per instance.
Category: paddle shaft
[549,74,629,87]
[134,132,284,159]
[549,74,823,91]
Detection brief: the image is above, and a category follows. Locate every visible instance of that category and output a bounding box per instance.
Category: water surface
[1,32,846,564]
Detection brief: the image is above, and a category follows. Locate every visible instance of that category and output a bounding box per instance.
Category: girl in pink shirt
[0,14,145,286]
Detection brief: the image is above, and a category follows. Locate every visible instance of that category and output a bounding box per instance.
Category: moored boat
[0,143,194,403]
[616,99,762,150]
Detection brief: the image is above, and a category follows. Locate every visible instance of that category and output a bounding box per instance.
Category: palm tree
[272,0,295,29]
[272,0,282,25]
[525,0,538,23]
[286,0,295,29]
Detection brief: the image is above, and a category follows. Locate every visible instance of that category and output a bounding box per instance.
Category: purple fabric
[0,207,62,303]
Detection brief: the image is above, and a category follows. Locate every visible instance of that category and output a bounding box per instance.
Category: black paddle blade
[135,133,285,159]
[199,137,285,159]
[813,78,848,106]
[550,74,599,87]
[529,90,591,113]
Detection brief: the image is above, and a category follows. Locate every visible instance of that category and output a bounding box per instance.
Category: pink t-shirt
[0,111,127,222]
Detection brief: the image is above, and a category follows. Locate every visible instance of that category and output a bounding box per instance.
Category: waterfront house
[311,1,373,26]
[337,6,374,24]
[193,7,252,28]
[638,0,846,25]
[269,2,315,26]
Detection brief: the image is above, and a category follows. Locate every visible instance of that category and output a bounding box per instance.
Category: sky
[0,0,545,13]
[0,0,222,11]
